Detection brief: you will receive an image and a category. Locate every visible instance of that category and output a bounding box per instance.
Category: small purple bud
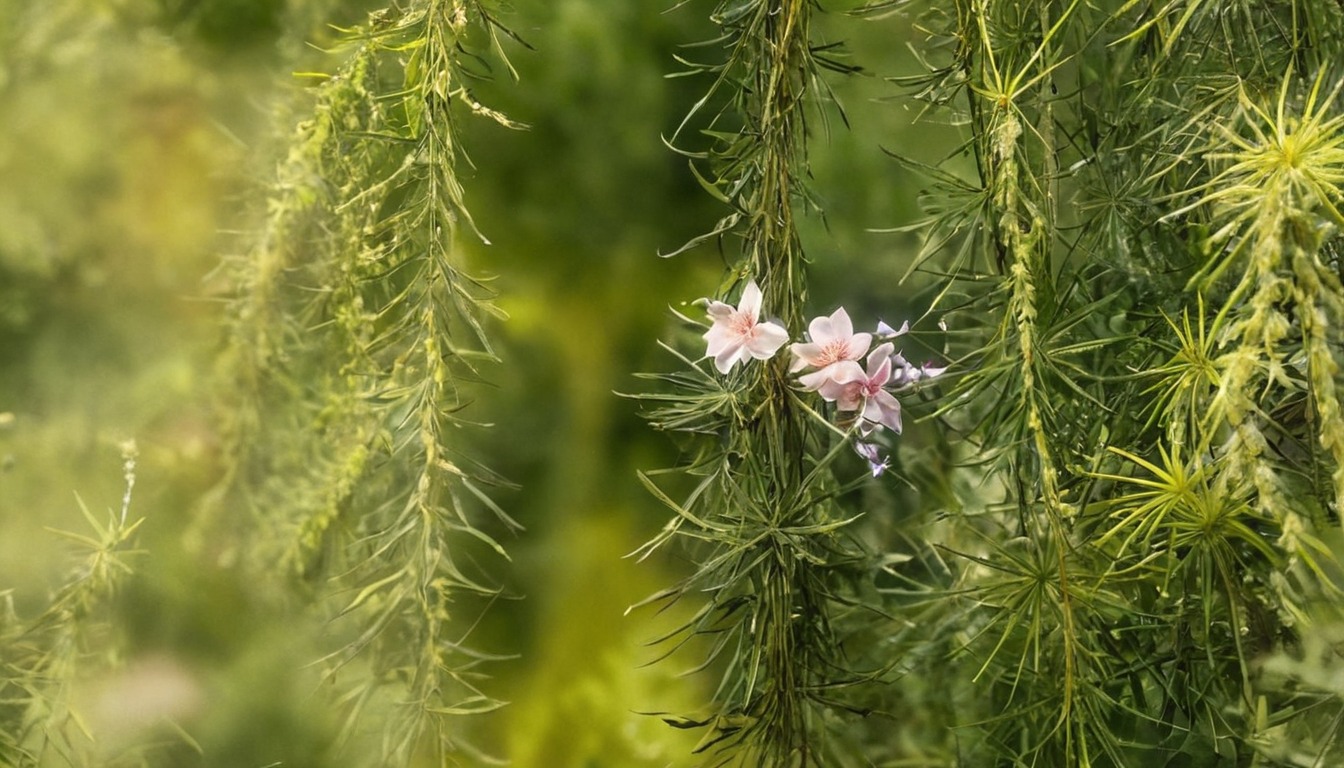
[875,319,910,338]
[854,440,889,477]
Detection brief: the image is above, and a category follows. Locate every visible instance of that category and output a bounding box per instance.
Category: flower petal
[814,362,864,403]
[826,360,866,384]
[836,384,864,412]
[875,319,909,338]
[868,354,893,385]
[705,300,735,321]
[821,380,863,410]
[713,340,745,374]
[799,360,862,392]
[807,314,836,344]
[864,391,903,434]
[737,280,763,320]
[789,342,824,372]
[867,342,894,369]
[854,441,888,477]
[843,332,873,362]
[829,307,854,339]
[703,323,733,356]
[799,368,831,391]
[921,362,948,379]
[747,321,789,360]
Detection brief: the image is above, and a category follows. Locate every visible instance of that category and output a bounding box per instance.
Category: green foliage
[5,0,1344,766]
[211,0,525,762]
[634,0,1344,765]
[843,0,1344,765]
[631,2,890,764]
[0,445,145,767]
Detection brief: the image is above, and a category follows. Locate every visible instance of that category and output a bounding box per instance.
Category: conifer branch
[874,0,1344,763]
[0,444,144,766]
[637,1,873,764]
[212,1,522,762]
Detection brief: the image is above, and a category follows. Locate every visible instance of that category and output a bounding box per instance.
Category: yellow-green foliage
[5,1,1344,766]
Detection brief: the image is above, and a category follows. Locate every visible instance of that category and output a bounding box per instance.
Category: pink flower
[789,308,872,390]
[817,343,903,434]
[702,280,789,374]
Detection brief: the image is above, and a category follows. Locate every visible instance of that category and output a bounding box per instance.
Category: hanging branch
[212,1,524,763]
[631,1,887,764]
[874,0,1344,763]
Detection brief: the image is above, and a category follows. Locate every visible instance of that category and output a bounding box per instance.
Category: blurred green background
[0,1,940,764]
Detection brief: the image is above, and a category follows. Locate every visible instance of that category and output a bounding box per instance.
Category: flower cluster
[701,280,945,476]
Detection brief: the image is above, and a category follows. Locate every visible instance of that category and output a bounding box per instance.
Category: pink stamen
[819,340,850,366]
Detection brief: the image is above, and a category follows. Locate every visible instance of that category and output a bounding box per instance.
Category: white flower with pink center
[789,307,873,391]
[702,280,789,374]
[817,342,903,434]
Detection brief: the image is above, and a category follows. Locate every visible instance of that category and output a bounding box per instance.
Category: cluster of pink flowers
[700,280,945,476]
